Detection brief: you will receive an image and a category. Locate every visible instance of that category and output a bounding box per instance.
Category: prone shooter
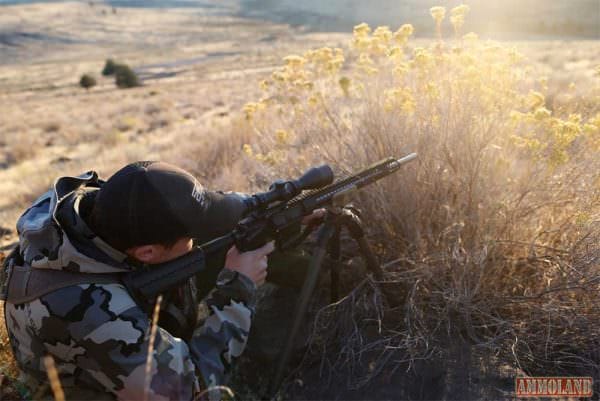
[1,153,416,400]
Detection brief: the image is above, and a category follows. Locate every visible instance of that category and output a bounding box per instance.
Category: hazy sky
[241,0,600,38]
[0,0,598,38]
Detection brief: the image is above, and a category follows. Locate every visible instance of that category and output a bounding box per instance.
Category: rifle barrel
[288,153,417,207]
[126,154,417,301]
[396,152,417,165]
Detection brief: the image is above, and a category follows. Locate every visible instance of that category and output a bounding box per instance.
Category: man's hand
[301,208,326,225]
[224,241,275,286]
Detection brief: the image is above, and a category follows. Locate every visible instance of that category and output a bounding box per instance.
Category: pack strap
[1,246,20,302]
[5,263,122,304]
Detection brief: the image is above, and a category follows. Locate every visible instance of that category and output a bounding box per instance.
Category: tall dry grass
[183,6,600,397]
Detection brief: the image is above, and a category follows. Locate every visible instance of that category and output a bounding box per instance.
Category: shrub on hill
[114,64,140,89]
[79,74,96,90]
[101,58,117,76]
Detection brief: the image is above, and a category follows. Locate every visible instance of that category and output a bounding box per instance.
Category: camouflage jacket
[3,172,257,400]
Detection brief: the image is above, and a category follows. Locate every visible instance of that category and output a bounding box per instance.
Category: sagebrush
[208,5,600,398]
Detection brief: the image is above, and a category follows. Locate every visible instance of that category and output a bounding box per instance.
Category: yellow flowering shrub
[450,4,470,36]
[241,13,598,235]
[233,5,599,394]
[239,5,598,275]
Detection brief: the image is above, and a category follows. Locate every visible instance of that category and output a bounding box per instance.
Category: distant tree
[79,74,97,90]
[115,64,141,89]
[102,59,117,76]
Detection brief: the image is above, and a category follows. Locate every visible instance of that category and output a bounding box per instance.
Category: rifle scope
[242,164,334,211]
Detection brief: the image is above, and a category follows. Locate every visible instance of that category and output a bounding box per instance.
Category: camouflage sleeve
[37,269,255,401]
[38,282,198,401]
[188,268,257,389]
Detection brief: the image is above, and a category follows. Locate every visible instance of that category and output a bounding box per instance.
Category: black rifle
[123,153,417,303]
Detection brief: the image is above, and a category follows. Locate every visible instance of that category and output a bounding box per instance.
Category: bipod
[266,205,384,398]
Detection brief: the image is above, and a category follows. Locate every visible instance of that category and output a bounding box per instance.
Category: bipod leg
[340,207,384,281]
[329,225,342,303]
[267,217,338,398]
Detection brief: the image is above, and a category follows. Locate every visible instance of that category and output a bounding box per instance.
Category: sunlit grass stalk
[143,294,163,401]
[195,385,235,401]
[43,355,65,401]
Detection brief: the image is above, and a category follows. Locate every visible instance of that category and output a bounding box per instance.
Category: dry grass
[0,2,350,236]
[217,15,600,398]
[42,356,65,401]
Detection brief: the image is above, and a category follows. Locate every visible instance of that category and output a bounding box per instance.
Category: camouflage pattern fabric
[4,172,257,400]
